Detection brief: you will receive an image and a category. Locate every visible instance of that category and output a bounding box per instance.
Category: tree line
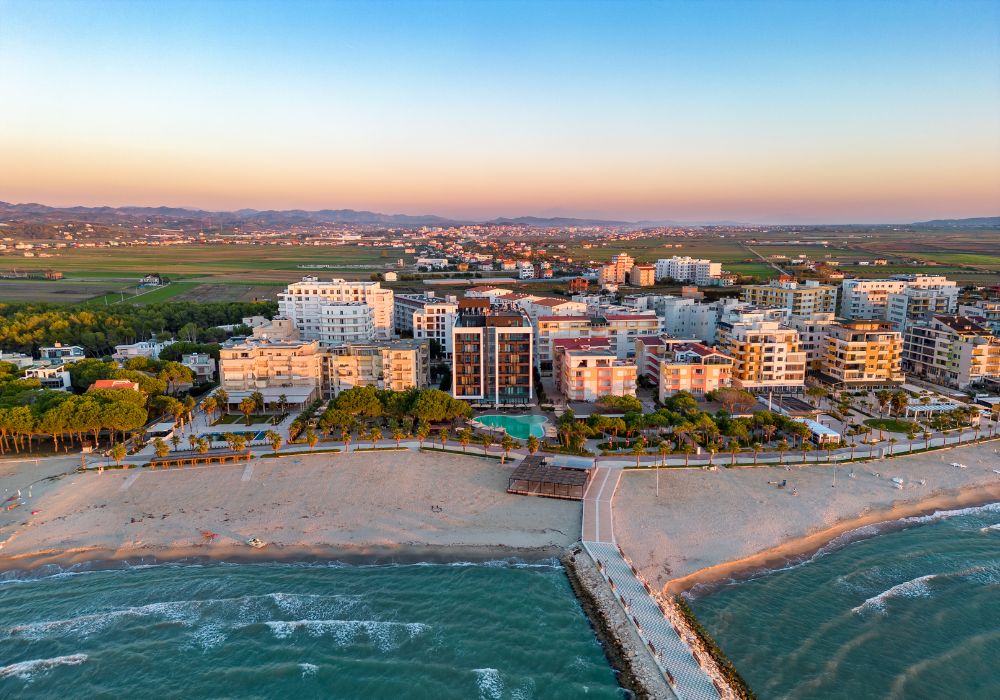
[0,300,276,356]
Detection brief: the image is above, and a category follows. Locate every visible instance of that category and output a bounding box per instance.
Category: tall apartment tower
[278,276,394,343]
[452,311,533,406]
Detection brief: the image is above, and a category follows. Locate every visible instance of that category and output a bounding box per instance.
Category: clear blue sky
[1,0,998,222]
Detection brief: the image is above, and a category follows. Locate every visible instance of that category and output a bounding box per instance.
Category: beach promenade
[582,466,724,700]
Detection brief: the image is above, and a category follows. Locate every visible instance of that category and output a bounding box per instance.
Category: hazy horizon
[2,0,999,224]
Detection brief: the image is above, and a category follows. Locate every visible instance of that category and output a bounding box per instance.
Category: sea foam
[851,574,937,615]
[473,667,504,700]
[0,654,88,681]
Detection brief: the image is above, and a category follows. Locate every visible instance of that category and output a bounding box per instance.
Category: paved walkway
[582,467,722,700]
[582,466,620,543]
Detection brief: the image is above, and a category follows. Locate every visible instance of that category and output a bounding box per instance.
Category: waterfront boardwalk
[582,467,723,700]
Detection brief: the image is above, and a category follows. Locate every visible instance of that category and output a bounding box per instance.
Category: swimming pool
[474,414,547,440]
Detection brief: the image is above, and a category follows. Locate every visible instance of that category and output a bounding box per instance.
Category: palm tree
[110,442,127,468]
[188,434,198,451]
[369,427,383,449]
[776,439,789,465]
[239,397,256,426]
[458,428,472,453]
[631,440,645,468]
[392,427,405,448]
[438,428,449,449]
[888,437,898,456]
[501,434,515,464]
[680,442,695,467]
[224,432,237,452]
[416,426,429,449]
[481,433,494,456]
[153,437,170,458]
[526,435,539,455]
[196,437,210,455]
[341,427,353,452]
[801,441,813,464]
[250,391,265,414]
[170,434,181,452]
[265,430,283,453]
[202,396,218,424]
[923,430,932,450]
[232,434,248,453]
[751,442,761,466]
[306,429,319,451]
[213,388,229,411]
[729,440,740,467]
[278,394,288,414]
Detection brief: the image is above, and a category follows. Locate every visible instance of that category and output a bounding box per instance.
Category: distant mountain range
[910,216,1000,228]
[0,201,995,229]
[0,201,748,229]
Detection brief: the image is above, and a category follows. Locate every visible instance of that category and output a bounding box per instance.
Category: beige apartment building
[658,342,734,402]
[628,263,656,287]
[552,338,637,402]
[818,319,904,389]
[740,278,838,315]
[599,252,635,285]
[785,312,837,371]
[219,339,325,408]
[220,337,430,403]
[327,340,430,394]
[717,319,806,393]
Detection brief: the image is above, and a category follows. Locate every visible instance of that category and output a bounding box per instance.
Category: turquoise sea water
[691,501,1000,699]
[0,560,620,699]
[476,415,547,440]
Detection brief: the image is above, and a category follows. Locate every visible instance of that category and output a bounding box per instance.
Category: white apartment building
[112,340,174,361]
[24,366,72,391]
[277,276,394,341]
[517,261,535,279]
[316,302,375,347]
[785,312,837,371]
[654,256,723,286]
[394,294,459,357]
[959,301,1000,334]
[885,285,959,331]
[840,275,957,321]
[603,312,662,360]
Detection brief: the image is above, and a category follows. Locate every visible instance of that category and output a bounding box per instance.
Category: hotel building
[452,311,534,405]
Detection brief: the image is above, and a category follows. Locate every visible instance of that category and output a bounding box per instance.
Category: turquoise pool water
[475,414,547,440]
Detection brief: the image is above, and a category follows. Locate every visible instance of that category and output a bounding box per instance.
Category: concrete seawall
[562,548,676,699]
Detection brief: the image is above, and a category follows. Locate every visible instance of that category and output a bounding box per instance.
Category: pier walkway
[582,467,722,700]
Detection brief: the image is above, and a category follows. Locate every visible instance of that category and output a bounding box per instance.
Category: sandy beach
[614,440,1000,595]
[0,450,580,571]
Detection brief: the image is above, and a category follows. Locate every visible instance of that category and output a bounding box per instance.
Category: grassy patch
[864,418,918,433]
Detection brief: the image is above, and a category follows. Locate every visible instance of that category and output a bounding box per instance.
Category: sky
[1,0,998,224]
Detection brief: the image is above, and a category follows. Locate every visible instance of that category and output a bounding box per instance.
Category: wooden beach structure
[148,451,252,469]
[507,454,592,500]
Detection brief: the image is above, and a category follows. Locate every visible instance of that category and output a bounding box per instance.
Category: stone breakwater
[562,549,675,699]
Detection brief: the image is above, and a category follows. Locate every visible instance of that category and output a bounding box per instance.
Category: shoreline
[667,481,1000,597]
[0,541,567,577]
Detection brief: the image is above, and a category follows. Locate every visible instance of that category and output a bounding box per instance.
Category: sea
[0,559,621,699]
[691,501,1000,699]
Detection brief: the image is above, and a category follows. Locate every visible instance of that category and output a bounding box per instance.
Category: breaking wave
[0,654,88,681]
